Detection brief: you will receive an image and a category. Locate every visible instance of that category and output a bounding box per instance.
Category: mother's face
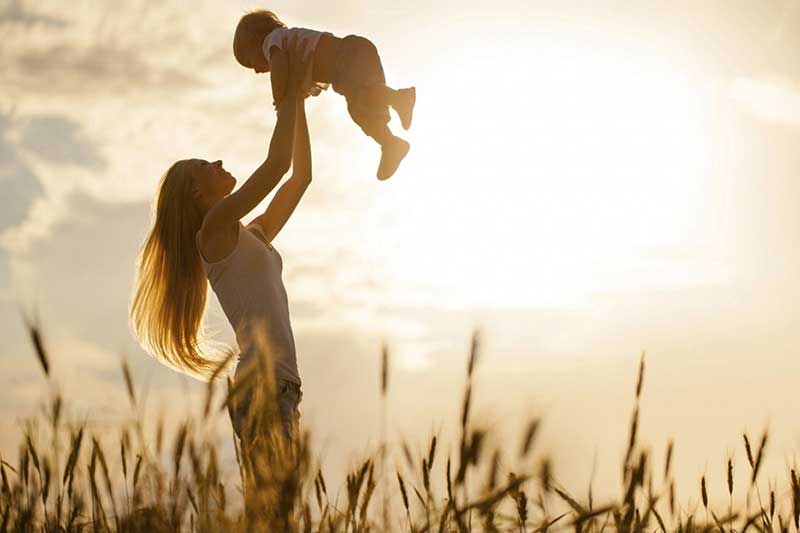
[189,159,236,211]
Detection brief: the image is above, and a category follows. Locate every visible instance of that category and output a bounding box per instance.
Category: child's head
[233,10,285,72]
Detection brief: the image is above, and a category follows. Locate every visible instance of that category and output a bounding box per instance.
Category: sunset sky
[2,0,800,505]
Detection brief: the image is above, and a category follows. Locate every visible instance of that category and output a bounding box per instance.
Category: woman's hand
[285,36,310,96]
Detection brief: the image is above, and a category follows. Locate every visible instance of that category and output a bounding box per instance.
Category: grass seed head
[520,419,540,458]
[318,468,327,495]
[62,427,84,485]
[121,357,136,406]
[664,440,674,480]
[427,435,437,469]
[133,454,143,492]
[727,458,733,496]
[21,310,50,378]
[467,330,481,378]
[120,437,128,480]
[446,456,452,501]
[540,458,551,493]
[743,433,754,469]
[173,422,188,480]
[636,351,645,399]
[460,384,472,431]
[752,429,768,483]
[701,475,708,509]
[770,489,775,519]
[397,472,409,513]
[381,344,389,396]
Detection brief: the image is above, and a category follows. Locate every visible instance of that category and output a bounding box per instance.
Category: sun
[366,34,722,310]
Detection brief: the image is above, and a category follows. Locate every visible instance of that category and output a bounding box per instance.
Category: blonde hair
[129,160,226,380]
[233,9,285,67]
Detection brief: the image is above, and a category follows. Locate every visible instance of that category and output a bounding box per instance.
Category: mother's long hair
[129,160,225,379]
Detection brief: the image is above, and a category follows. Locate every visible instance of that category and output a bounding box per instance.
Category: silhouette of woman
[130,48,312,448]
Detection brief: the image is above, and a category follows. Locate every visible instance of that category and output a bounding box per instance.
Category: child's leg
[355,85,415,131]
[359,116,394,146]
[346,97,392,146]
[357,84,399,108]
[359,117,410,180]
[332,36,412,178]
[346,102,409,180]
[331,35,416,131]
[355,85,415,130]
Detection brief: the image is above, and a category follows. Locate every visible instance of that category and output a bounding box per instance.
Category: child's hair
[129,160,227,380]
[233,10,286,68]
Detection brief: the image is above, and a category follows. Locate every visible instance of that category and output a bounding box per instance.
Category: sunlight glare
[371,35,721,310]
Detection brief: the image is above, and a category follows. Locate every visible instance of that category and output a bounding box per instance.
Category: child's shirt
[262,27,330,98]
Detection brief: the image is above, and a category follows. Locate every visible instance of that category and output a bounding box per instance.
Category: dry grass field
[1,323,797,533]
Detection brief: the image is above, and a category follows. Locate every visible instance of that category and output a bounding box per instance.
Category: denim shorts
[229,379,303,442]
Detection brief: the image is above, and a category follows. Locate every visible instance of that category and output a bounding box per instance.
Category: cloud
[0,112,43,233]
[0,111,108,253]
[0,2,229,103]
[11,43,199,96]
[0,251,10,300]
[19,114,106,169]
[0,0,67,28]
[11,191,150,349]
[730,77,800,127]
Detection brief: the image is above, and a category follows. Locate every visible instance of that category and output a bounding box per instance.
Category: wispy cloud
[0,112,43,234]
[19,114,106,169]
[0,110,108,254]
[0,252,10,300]
[730,77,800,127]
[0,0,67,28]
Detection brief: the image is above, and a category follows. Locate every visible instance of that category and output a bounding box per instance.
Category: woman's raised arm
[202,46,309,234]
[250,94,312,242]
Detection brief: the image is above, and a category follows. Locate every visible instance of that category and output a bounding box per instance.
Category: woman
[129,49,311,445]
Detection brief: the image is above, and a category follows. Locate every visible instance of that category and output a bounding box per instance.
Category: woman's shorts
[229,378,302,443]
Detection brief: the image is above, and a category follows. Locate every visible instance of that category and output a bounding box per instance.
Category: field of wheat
[1,322,798,533]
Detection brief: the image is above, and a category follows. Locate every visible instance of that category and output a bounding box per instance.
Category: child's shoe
[377,137,410,180]
[393,87,416,131]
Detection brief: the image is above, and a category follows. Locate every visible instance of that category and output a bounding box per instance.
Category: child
[233,10,416,180]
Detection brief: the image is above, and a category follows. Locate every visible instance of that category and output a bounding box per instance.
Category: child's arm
[250,95,311,242]
[270,46,289,110]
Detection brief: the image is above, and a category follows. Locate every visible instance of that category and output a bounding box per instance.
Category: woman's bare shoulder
[198,221,240,263]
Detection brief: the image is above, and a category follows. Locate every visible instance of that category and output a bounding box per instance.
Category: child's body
[234,12,416,180]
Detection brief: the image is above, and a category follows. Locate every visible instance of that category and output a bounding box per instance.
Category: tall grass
[1,321,799,532]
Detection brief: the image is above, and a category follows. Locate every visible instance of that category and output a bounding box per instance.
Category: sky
[2,0,800,510]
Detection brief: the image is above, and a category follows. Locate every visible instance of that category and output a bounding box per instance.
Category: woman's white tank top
[195,222,300,386]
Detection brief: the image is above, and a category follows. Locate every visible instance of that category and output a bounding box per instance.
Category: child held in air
[233,10,416,180]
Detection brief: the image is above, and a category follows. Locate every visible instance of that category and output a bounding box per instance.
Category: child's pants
[331,35,392,141]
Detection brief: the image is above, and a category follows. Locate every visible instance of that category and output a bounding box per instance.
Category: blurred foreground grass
[1,319,799,532]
